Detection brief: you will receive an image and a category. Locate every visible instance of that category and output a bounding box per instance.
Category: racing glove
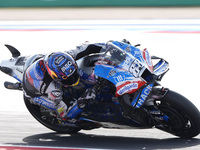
[77,88,96,109]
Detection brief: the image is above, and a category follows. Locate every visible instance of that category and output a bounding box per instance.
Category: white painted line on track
[0,20,200,32]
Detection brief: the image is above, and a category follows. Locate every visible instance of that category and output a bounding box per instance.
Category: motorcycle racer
[23,42,103,122]
[1,39,200,138]
[23,39,146,124]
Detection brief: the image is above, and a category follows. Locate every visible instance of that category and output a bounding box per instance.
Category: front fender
[145,87,169,106]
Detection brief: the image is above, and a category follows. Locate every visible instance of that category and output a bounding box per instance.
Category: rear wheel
[155,90,200,138]
[24,96,81,134]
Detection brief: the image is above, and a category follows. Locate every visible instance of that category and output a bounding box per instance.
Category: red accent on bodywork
[143,48,153,72]
[26,67,34,86]
[115,80,146,97]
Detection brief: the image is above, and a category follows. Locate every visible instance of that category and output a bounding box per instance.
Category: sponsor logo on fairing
[145,50,152,66]
[109,70,116,76]
[125,46,131,52]
[117,83,138,95]
[136,84,153,108]
[114,74,125,82]
[122,56,132,69]
[143,49,153,71]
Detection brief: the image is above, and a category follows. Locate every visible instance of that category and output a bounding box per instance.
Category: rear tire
[155,90,200,138]
[24,96,81,134]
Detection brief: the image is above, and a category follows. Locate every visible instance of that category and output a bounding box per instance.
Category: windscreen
[101,42,126,65]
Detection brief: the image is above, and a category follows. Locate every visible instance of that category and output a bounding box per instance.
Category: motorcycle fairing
[0,45,44,83]
[143,48,154,72]
[81,100,142,128]
[94,41,153,97]
[111,41,154,72]
[111,41,145,64]
[131,83,154,108]
[0,57,24,82]
[94,64,146,97]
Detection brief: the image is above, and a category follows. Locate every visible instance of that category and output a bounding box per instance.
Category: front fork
[144,86,170,123]
[120,83,170,125]
[145,85,169,106]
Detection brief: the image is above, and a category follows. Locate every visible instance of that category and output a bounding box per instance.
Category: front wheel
[154,90,200,138]
[24,96,81,134]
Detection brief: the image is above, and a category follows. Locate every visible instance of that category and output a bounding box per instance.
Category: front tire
[155,90,200,138]
[24,96,81,134]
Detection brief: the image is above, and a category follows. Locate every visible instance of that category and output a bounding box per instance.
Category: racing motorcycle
[0,41,200,138]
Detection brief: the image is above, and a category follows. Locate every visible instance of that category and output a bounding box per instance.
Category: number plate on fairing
[129,59,144,78]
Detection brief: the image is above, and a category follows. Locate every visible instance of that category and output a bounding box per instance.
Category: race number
[129,59,143,77]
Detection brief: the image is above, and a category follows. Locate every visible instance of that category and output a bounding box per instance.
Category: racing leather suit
[23,43,104,120]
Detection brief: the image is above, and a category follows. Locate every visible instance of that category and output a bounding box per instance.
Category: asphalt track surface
[0,7,200,150]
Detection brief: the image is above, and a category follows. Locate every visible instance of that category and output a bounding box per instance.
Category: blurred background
[0,0,200,20]
[1,0,200,7]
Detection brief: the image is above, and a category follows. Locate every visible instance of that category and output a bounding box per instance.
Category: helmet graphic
[44,52,80,87]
